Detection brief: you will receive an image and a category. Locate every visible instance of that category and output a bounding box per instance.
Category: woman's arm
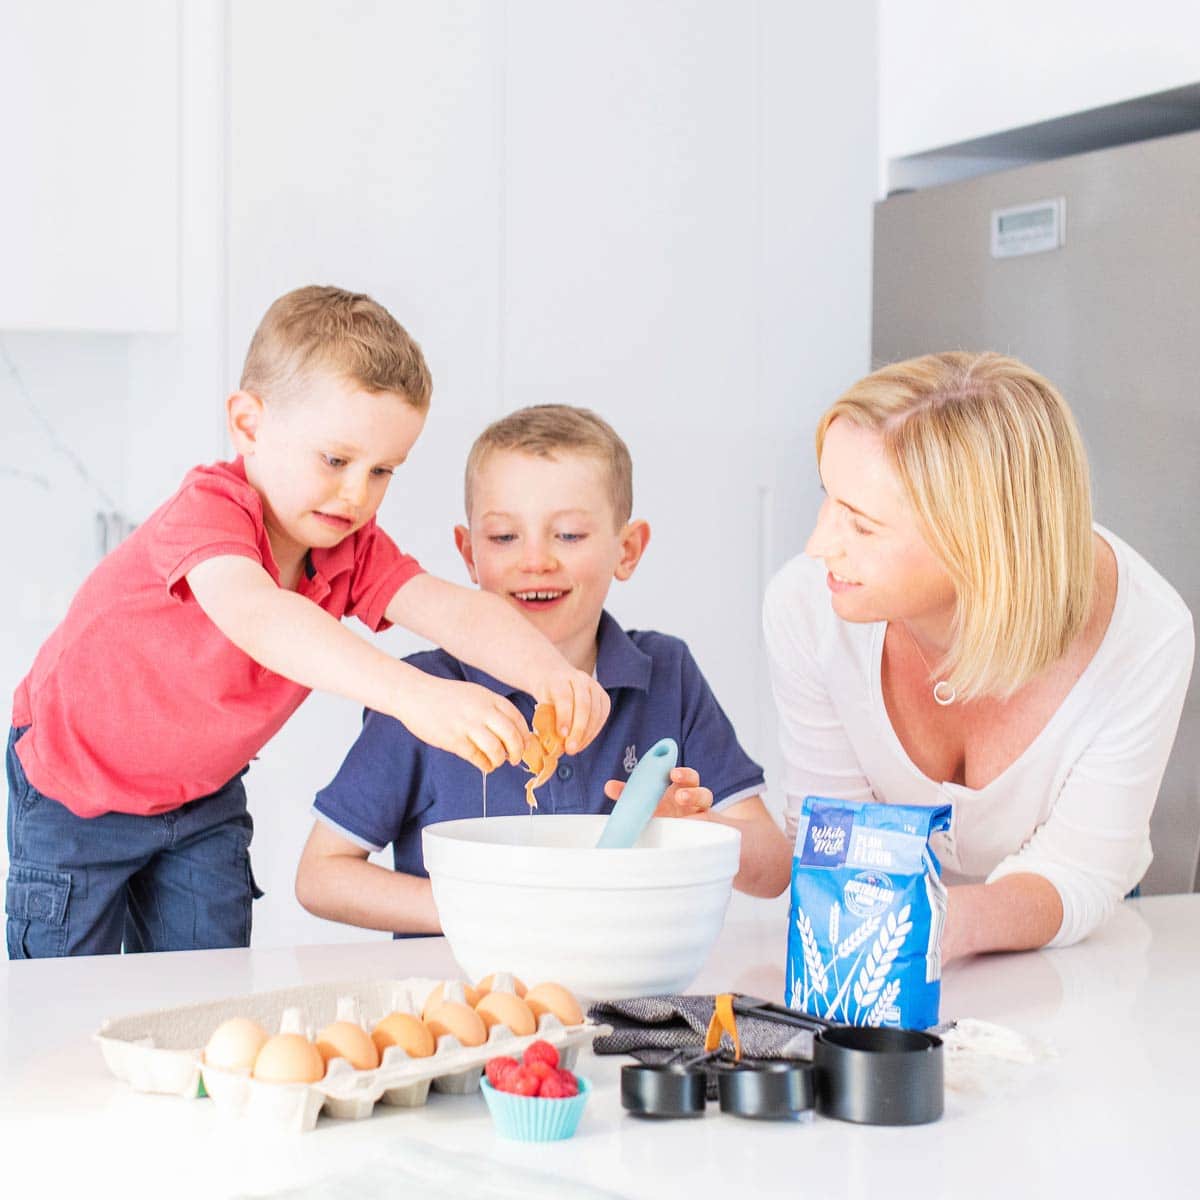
[980,611,1193,951]
[942,874,1064,963]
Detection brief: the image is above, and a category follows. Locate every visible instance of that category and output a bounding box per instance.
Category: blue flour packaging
[787,797,952,1030]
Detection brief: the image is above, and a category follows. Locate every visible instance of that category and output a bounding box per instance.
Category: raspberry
[525,1060,555,1083]
[554,1068,579,1096]
[522,1040,559,1070]
[537,1072,574,1099]
[509,1067,541,1096]
[485,1056,519,1091]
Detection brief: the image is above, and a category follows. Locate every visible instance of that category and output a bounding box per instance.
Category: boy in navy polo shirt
[295,405,792,935]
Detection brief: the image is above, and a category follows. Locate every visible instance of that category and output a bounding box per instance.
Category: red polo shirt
[12,459,423,817]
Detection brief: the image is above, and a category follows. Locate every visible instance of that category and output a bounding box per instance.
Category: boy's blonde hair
[465,405,633,529]
[240,285,432,411]
[817,351,1095,700]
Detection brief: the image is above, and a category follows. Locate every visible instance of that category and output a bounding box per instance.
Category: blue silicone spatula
[595,737,679,848]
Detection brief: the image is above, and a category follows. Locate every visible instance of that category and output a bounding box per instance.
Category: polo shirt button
[556,764,573,781]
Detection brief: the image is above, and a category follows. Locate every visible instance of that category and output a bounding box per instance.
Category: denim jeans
[5,725,263,958]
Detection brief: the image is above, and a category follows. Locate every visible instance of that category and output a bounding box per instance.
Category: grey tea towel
[586,995,815,1065]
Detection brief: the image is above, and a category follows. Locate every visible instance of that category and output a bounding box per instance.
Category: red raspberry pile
[485,1040,579,1099]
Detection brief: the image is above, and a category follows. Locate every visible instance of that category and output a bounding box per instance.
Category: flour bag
[786,797,952,1031]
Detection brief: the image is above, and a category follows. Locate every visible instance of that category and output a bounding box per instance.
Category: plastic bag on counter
[786,797,951,1031]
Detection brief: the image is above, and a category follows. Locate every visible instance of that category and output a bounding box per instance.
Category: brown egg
[204,1017,270,1071]
[422,981,481,1019]
[315,1020,380,1072]
[252,1033,326,1084]
[372,1011,435,1059]
[475,972,528,998]
[525,982,585,1026]
[424,1000,488,1047]
[474,990,537,1037]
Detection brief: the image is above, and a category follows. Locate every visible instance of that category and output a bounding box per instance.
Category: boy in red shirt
[6,286,608,958]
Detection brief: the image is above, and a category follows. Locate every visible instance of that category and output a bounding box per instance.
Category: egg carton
[95,974,610,1133]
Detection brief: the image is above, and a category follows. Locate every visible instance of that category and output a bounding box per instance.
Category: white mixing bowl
[423,814,741,1001]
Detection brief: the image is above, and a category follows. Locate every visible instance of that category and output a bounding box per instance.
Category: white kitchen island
[1,895,1196,1199]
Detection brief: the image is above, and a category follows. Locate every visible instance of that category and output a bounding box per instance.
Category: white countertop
[2,895,1197,1199]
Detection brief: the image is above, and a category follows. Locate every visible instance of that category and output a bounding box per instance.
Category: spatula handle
[595,737,679,849]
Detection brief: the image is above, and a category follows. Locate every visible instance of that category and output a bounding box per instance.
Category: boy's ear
[613,519,651,582]
[453,524,480,584]
[226,390,265,456]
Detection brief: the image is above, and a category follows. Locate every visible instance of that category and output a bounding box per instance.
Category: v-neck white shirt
[763,526,1194,946]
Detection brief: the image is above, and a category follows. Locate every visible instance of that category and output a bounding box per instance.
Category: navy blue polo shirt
[313,610,764,883]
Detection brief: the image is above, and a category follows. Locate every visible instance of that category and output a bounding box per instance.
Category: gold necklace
[902,624,957,706]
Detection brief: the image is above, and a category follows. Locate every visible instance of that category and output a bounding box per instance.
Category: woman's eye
[371,466,394,477]
[851,520,873,536]
[322,454,346,469]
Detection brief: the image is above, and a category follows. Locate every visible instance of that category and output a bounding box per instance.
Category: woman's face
[806,417,957,628]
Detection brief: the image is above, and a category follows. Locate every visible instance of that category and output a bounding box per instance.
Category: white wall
[880,0,1200,161]
[227,0,879,946]
[2,1,878,950]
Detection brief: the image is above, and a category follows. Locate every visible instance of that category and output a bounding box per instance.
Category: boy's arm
[295,821,442,935]
[602,773,792,898]
[698,796,793,899]
[385,573,610,753]
[186,555,526,771]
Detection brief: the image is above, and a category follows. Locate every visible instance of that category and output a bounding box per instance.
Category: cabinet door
[0,1,178,331]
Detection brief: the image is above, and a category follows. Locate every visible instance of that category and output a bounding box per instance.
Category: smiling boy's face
[456,449,649,673]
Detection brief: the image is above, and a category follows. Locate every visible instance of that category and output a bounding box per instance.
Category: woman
[764,352,1193,962]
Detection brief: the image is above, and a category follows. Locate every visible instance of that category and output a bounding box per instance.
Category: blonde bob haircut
[465,404,633,530]
[240,285,432,412]
[816,351,1095,701]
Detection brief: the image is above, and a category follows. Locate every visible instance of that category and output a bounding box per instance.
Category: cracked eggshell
[372,1011,435,1059]
[315,1020,380,1071]
[525,983,585,1026]
[252,1034,326,1084]
[424,1000,487,1047]
[203,1017,270,1072]
[474,990,537,1037]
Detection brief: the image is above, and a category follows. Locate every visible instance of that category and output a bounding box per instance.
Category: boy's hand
[394,675,530,773]
[603,767,714,819]
[534,668,610,756]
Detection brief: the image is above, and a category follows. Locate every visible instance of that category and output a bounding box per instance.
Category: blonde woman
[764,352,1193,963]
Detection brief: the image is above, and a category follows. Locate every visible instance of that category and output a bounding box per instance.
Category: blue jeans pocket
[5,862,72,958]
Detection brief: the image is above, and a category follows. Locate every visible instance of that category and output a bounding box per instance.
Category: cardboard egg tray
[95,975,610,1133]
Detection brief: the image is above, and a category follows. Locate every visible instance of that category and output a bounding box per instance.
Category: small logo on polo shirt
[623,744,638,773]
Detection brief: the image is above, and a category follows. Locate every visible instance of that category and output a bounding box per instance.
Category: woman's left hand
[604,766,714,818]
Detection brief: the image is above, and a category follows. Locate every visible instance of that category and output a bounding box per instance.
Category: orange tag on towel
[705,993,742,1062]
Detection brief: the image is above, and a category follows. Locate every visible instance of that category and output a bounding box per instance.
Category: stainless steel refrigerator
[872,128,1199,894]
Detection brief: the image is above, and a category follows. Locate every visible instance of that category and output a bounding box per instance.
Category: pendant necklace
[902,624,957,707]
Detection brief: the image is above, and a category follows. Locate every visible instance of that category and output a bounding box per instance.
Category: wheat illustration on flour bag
[786,797,951,1030]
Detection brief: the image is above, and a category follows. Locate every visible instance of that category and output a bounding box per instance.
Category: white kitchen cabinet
[881,0,1200,161]
[0,1,179,331]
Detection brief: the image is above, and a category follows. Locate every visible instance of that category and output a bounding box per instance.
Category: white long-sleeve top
[763,526,1194,947]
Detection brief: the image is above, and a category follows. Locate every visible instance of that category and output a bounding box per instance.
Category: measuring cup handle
[733,995,835,1032]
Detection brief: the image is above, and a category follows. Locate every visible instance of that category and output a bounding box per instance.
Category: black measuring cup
[620,1050,712,1118]
[733,995,944,1126]
[621,1048,816,1121]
